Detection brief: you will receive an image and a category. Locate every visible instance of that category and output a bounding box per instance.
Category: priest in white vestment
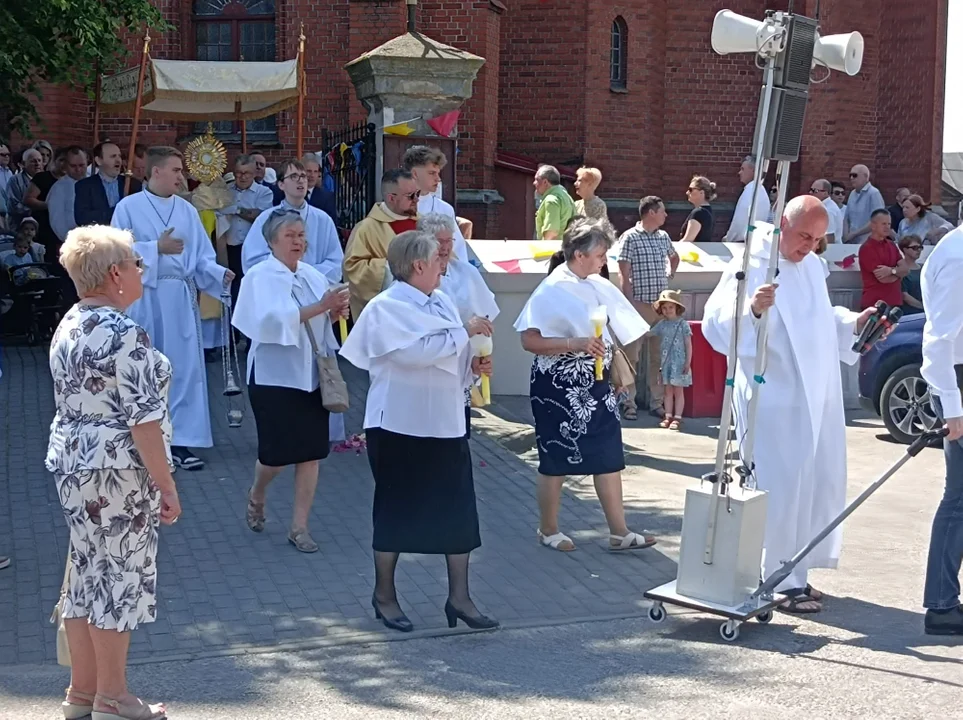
[403,145,469,262]
[703,195,876,613]
[111,147,232,471]
[242,159,343,283]
[723,156,771,243]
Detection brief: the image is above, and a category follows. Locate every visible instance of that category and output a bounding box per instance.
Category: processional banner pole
[125,30,151,196]
[296,22,306,158]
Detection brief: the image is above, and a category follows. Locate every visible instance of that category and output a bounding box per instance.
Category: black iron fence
[320,122,376,239]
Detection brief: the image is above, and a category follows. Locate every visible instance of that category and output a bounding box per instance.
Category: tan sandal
[246,491,265,533]
[63,687,95,719]
[288,528,319,553]
[91,694,166,720]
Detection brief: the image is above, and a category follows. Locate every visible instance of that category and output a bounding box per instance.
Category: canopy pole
[125,29,151,196]
[296,22,305,158]
[237,101,247,153]
[92,64,102,147]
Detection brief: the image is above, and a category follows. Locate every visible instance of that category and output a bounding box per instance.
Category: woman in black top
[680,175,717,243]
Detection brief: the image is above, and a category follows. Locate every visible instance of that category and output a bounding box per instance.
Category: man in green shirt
[533,165,575,240]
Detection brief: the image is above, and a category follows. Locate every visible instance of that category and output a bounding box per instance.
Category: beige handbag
[49,556,71,667]
[304,320,350,413]
[607,322,636,390]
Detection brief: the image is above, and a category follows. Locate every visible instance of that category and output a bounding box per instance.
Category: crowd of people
[2,132,961,718]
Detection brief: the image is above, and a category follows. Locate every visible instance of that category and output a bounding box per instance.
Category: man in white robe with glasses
[112,146,233,471]
[703,195,879,614]
[242,158,343,283]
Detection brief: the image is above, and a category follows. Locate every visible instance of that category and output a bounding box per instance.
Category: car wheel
[880,364,940,444]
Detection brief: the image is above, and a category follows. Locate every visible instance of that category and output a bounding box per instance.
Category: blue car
[858,312,939,444]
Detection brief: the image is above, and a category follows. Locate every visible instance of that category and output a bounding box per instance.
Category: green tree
[0,1,169,137]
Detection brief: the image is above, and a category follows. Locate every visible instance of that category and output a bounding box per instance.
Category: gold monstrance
[184,124,227,184]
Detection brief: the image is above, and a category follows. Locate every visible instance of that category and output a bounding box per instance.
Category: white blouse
[339,281,473,438]
[232,255,339,392]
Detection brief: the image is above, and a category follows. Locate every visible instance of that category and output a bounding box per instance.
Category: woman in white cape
[418,212,499,409]
[340,230,498,634]
[232,209,350,554]
[515,218,657,553]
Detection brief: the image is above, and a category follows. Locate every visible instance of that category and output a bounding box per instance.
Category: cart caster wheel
[756,610,773,625]
[720,620,740,642]
[648,603,666,624]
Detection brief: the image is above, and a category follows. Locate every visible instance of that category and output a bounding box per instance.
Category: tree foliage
[0,1,169,137]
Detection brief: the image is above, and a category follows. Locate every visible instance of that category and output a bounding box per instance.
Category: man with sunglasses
[809,179,843,244]
[343,168,419,319]
[842,164,886,244]
[242,159,343,284]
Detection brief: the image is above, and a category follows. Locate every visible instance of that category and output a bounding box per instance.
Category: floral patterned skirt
[55,468,160,632]
[530,349,625,477]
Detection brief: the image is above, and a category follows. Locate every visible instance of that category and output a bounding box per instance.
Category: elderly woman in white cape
[340,230,498,634]
[417,212,499,409]
[515,218,657,553]
[232,209,350,554]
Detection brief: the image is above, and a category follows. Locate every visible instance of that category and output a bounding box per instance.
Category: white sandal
[537,529,576,552]
[609,531,658,551]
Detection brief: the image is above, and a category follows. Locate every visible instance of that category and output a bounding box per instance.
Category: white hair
[416,213,456,238]
[59,225,136,295]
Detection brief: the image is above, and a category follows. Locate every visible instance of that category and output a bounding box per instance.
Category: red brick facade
[20,0,947,239]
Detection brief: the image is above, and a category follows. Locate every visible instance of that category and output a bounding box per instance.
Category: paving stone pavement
[0,343,676,666]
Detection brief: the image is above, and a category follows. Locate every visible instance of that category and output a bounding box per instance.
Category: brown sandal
[246,492,265,533]
[659,417,672,428]
[668,417,682,430]
[288,528,319,553]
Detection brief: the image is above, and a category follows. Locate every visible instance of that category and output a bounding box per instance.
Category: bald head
[850,164,870,190]
[780,195,829,263]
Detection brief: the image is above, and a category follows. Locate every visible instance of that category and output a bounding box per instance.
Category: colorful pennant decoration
[426,109,460,138]
[384,121,416,136]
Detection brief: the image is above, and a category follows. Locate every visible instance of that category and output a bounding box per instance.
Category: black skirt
[248,363,330,467]
[366,419,481,555]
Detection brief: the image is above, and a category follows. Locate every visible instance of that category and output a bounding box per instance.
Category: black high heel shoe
[444,600,500,630]
[371,594,413,633]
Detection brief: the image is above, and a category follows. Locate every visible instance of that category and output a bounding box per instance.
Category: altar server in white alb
[723,155,771,243]
[242,158,343,283]
[703,195,878,614]
[403,145,468,262]
[112,146,233,471]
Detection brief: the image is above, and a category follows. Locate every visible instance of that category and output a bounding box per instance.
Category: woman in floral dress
[49,225,180,720]
[514,218,657,553]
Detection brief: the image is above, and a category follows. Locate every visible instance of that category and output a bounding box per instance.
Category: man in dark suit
[74,142,142,227]
[271,152,337,225]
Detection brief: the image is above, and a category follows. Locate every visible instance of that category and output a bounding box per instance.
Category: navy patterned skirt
[530,349,625,477]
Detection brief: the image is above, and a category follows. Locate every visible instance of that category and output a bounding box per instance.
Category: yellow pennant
[384,122,415,137]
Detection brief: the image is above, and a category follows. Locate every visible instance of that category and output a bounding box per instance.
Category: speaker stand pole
[702,54,777,565]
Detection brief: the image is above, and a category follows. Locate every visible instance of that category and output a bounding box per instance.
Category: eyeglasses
[832,190,846,196]
[391,190,419,201]
[809,188,822,193]
[0,152,9,157]
[849,173,859,178]
[904,244,923,251]
[282,172,308,182]
[686,187,697,193]
[120,255,144,270]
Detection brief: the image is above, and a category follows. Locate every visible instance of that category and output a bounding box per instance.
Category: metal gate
[320,122,376,240]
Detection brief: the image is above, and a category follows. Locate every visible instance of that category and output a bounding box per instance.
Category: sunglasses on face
[849,173,859,178]
[832,190,845,196]
[270,208,301,219]
[904,244,923,251]
[391,191,419,201]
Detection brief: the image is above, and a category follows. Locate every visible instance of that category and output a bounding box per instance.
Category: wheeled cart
[645,429,945,642]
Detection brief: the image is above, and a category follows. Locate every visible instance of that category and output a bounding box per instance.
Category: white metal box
[676,483,768,607]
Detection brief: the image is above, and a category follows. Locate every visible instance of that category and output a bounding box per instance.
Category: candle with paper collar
[338,318,348,343]
[590,305,607,381]
[469,334,493,405]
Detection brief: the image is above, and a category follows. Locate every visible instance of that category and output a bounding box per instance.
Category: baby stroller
[0,240,69,345]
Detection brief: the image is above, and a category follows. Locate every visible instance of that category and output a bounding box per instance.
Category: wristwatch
[890,267,897,276]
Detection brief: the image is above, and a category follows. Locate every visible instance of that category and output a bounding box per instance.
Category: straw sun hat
[654,289,686,314]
